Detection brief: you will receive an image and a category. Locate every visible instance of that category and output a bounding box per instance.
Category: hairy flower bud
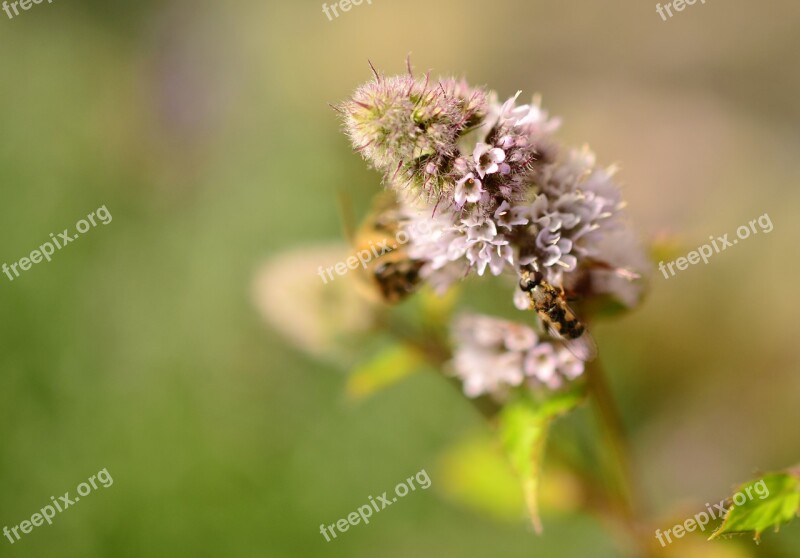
[339,67,487,201]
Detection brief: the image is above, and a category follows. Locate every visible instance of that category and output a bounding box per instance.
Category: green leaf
[710,471,800,541]
[498,386,586,532]
[417,284,460,328]
[650,235,685,265]
[345,343,426,400]
[436,433,525,522]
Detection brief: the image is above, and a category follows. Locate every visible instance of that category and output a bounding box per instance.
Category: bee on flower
[337,62,649,398]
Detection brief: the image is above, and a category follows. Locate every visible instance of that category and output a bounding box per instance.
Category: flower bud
[339,69,487,200]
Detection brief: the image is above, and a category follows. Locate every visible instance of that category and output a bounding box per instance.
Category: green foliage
[649,235,685,265]
[579,294,630,320]
[437,433,526,521]
[498,386,586,532]
[346,343,427,400]
[710,471,800,542]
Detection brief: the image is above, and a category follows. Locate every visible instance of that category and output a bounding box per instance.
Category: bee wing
[544,322,597,361]
[544,296,598,362]
[562,330,598,362]
[527,282,598,361]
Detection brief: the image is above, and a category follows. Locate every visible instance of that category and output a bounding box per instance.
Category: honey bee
[518,267,598,361]
[350,192,424,304]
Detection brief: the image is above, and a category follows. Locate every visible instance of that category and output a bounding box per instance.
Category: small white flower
[454,173,484,206]
[503,323,538,351]
[481,240,514,276]
[463,215,497,242]
[473,142,507,178]
[524,344,558,383]
[494,201,529,230]
[498,91,523,121]
[498,135,515,150]
[451,313,587,398]
[514,102,561,136]
[513,287,531,311]
[536,231,576,269]
[445,234,470,261]
[556,348,584,380]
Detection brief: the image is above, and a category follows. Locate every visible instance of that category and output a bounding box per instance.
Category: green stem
[586,359,635,515]
[586,358,657,557]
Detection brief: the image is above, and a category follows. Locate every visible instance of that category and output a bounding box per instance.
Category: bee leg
[518,268,541,292]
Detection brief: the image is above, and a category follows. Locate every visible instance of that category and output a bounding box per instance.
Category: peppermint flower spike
[348,68,649,306]
[454,173,483,206]
[451,313,587,399]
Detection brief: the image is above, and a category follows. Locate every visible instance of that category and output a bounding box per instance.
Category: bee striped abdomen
[537,301,585,340]
[373,259,424,303]
[529,279,587,340]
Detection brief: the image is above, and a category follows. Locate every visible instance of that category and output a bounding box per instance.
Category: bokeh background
[1,0,799,556]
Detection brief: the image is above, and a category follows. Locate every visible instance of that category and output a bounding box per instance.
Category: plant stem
[586,359,635,514]
[586,358,656,557]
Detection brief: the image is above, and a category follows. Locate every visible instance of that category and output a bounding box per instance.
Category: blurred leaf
[710,471,800,542]
[389,284,461,340]
[345,343,426,400]
[658,538,755,558]
[539,467,585,515]
[418,284,461,328]
[580,294,629,319]
[498,386,586,532]
[650,233,685,265]
[436,433,525,522]
[253,246,376,364]
[437,433,586,523]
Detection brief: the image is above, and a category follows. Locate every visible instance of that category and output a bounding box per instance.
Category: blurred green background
[1,0,799,556]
